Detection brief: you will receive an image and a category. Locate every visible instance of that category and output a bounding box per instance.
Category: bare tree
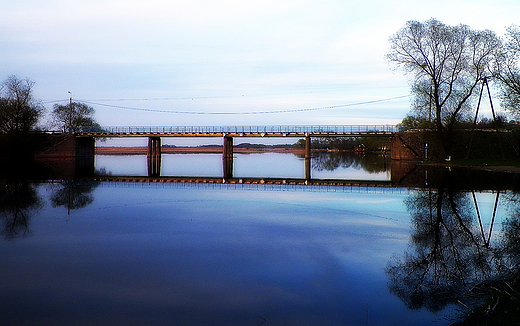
[0,76,44,134]
[387,19,501,157]
[52,101,102,133]
[494,25,520,117]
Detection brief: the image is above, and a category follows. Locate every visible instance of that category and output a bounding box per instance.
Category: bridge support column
[76,156,95,177]
[223,136,233,179]
[223,136,233,159]
[147,137,161,177]
[305,135,311,159]
[304,157,311,180]
[76,137,95,157]
[223,156,233,180]
[147,137,161,157]
[304,135,312,180]
[147,156,161,177]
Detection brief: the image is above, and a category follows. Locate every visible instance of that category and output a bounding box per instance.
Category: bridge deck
[76,125,397,137]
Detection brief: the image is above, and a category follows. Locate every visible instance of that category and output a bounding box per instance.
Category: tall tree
[387,19,501,157]
[52,101,102,133]
[0,76,44,134]
[494,25,520,116]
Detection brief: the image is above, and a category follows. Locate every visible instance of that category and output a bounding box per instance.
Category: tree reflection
[0,179,42,239]
[387,181,520,324]
[311,152,389,174]
[50,181,99,213]
[451,211,520,325]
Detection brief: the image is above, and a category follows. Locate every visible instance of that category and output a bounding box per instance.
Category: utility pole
[68,91,73,133]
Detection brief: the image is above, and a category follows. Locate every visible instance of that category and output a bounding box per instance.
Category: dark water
[1,153,520,325]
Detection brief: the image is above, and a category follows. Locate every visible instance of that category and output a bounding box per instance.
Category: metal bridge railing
[85,125,398,134]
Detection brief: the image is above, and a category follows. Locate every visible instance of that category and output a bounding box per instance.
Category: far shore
[96,146,306,155]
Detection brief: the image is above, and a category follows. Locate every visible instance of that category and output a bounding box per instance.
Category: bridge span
[38,125,410,163]
[70,125,398,167]
[76,125,398,138]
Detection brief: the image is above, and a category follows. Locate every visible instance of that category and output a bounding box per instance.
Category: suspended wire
[42,99,70,104]
[73,95,409,115]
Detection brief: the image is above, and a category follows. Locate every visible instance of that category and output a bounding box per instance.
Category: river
[1,152,519,325]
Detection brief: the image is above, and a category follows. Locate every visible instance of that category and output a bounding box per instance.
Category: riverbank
[425,158,520,173]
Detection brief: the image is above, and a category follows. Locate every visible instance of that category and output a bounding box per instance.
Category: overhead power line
[42,99,70,104]
[77,95,409,115]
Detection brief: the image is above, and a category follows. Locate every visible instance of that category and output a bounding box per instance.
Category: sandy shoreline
[96,146,305,155]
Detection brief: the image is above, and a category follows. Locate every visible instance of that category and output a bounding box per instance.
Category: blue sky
[2,0,519,128]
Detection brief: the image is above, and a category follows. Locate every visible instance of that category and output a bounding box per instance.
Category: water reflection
[311,151,389,174]
[0,178,41,239]
[4,156,520,324]
[387,170,520,324]
[96,151,392,181]
[49,181,99,213]
[0,159,46,239]
[0,158,99,238]
[311,151,390,180]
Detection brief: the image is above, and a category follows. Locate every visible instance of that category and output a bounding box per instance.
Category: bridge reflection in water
[29,151,520,191]
[82,175,394,189]
[90,150,393,188]
[80,159,520,192]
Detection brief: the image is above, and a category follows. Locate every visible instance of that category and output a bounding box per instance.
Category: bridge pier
[223,136,234,179]
[147,155,161,177]
[304,135,312,180]
[223,136,233,159]
[304,157,311,180]
[305,135,311,159]
[76,137,95,157]
[147,137,161,177]
[147,137,161,158]
[223,157,233,179]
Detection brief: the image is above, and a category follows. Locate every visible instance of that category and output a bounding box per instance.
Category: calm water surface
[95,152,391,180]
[1,153,519,325]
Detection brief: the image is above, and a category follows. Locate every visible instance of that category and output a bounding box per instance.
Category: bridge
[75,124,397,160]
[72,124,398,177]
[76,125,398,138]
[38,125,416,178]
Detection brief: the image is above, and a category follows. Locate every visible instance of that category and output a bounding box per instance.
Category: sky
[2,0,520,129]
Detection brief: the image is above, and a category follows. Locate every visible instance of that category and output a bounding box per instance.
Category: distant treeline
[163,143,295,149]
[294,136,390,152]
[162,138,390,151]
